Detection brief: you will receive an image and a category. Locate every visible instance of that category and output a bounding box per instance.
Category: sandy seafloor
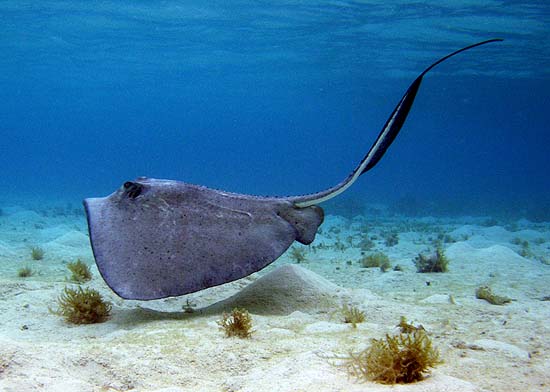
[0,202,549,392]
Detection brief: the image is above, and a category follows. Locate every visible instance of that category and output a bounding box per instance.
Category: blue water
[1,1,549,218]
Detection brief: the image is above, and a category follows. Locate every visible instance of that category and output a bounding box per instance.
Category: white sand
[0,206,549,392]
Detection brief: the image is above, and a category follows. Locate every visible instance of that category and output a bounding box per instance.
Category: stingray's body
[85,180,323,300]
[84,39,502,300]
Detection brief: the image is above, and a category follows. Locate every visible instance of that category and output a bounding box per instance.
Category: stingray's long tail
[293,38,503,208]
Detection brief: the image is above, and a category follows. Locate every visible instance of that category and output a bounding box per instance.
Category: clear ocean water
[2,3,550,391]
[1,1,548,219]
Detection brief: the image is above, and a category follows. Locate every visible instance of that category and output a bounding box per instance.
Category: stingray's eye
[123,181,143,199]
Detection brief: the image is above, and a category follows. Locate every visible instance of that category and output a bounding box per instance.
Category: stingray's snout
[82,197,111,228]
[83,197,104,214]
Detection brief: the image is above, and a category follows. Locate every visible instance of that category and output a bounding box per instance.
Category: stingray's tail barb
[293,38,503,208]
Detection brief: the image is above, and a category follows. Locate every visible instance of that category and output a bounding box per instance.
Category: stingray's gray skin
[85,180,323,300]
[84,39,502,300]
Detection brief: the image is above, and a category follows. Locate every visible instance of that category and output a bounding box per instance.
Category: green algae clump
[397,316,424,334]
[31,246,44,260]
[361,252,390,270]
[342,304,366,328]
[475,285,511,305]
[52,286,112,324]
[67,259,92,283]
[346,331,440,384]
[288,246,307,263]
[414,247,449,273]
[217,308,254,338]
[17,266,34,278]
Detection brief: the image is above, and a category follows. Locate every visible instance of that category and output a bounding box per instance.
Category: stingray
[84,39,502,300]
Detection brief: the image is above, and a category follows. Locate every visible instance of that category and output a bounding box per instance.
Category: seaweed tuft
[360,252,390,270]
[414,247,449,273]
[342,304,366,328]
[31,247,44,260]
[397,316,424,334]
[18,266,34,278]
[51,286,112,324]
[288,246,307,263]
[217,308,254,338]
[475,285,511,305]
[345,331,440,384]
[67,259,92,283]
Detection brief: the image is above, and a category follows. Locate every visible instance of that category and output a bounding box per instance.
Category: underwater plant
[379,261,391,273]
[510,237,525,246]
[358,237,375,251]
[182,298,197,314]
[510,237,532,257]
[383,232,399,247]
[533,237,546,245]
[345,330,440,384]
[397,316,424,334]
[67,259,92,283]
[475,286,511,305]
[341,304,366,328]
[312,242,329,252]
[519,243,532,258]
[17,266,34,278]
[52,286,112,324]
[436,232,455,244]
[217,308,254,338]
[360,252,390,270]
[0,353,11,374]
[333,238,346,252]
[414,247,449,273]
[31,246,44,260]
[329,226,342,235]
[288,246,307,263]
[481,218,499,227]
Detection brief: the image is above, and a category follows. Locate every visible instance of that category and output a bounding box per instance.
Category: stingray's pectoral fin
[279,205,324,245]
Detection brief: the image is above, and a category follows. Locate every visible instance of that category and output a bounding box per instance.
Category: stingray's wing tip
[82,197,133,299]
